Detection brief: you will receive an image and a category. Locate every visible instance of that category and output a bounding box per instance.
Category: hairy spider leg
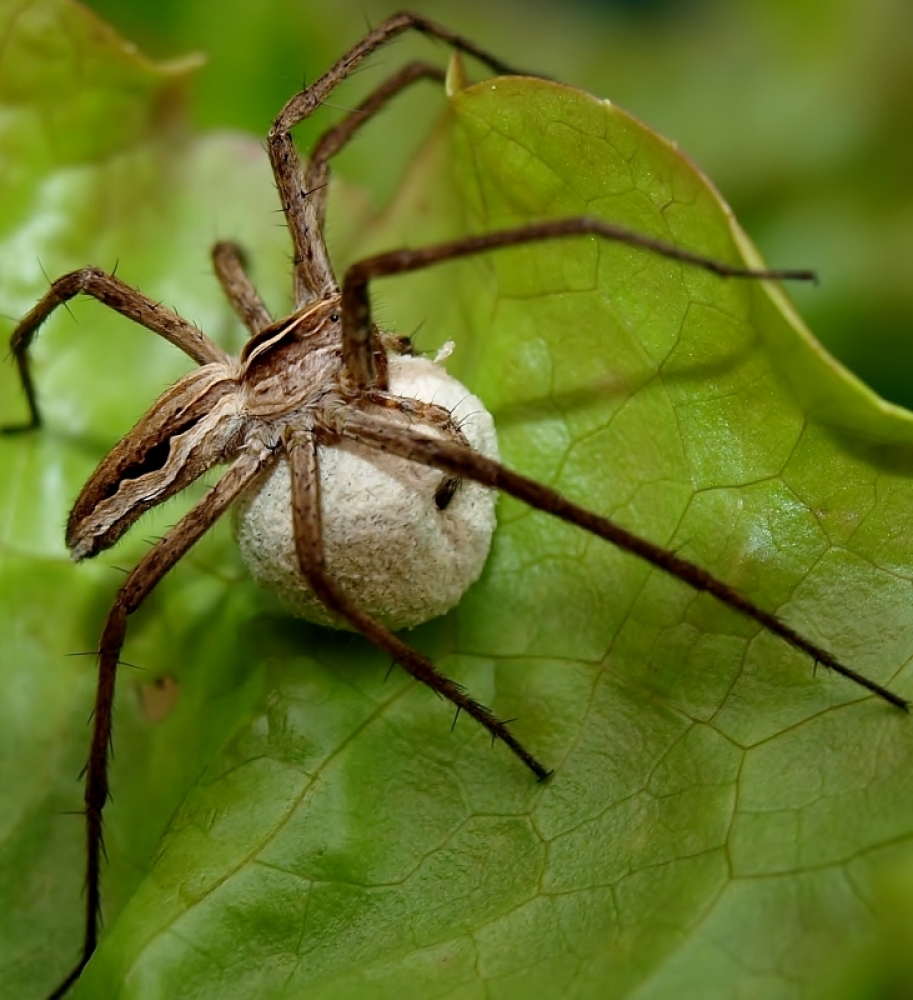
[327,233,906,710]
[211,242,274,335]
[302,60,446,248]
[267,11,529,309]
[360,389,472,506]
[46,451,270,999]
[338,218,817,393]
[287,429,551,779]
[218,61,448,341]
[332,410,907,711]
[2,267,227,432]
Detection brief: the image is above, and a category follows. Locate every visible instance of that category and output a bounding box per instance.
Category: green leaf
[2,3,913,999]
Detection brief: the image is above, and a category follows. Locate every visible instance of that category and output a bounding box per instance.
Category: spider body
[4,12,906,1000]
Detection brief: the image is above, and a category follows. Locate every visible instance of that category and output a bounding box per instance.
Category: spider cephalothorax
[4,12,906,1000]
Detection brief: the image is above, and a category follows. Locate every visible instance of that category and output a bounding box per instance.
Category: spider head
[239,297,347,417]
[239,296,343,366]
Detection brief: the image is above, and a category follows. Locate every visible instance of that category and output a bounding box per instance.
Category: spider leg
[211,241,274,335]
[285,428,550,780]
[302,61,446,245]
[267,12,530,308]
[334,220,906,707]
[361,390,470,508]
[362,389,467,438]
[47,449,269,1000]
[3,267,227,433]
[338,219,817,388]
[328,408,909,713]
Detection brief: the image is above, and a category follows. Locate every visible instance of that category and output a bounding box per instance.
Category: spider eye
[330,313,339,322]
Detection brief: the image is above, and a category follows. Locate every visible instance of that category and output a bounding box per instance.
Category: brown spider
[4,12,907,999]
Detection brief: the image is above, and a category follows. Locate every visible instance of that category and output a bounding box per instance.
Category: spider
[4,12,906,999]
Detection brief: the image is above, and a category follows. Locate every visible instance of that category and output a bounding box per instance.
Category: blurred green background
[83,0,913,407]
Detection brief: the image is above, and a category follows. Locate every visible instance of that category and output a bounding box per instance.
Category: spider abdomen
[233,352,499,631]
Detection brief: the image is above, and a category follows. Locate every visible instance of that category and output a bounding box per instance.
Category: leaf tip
[446,52,469,97]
